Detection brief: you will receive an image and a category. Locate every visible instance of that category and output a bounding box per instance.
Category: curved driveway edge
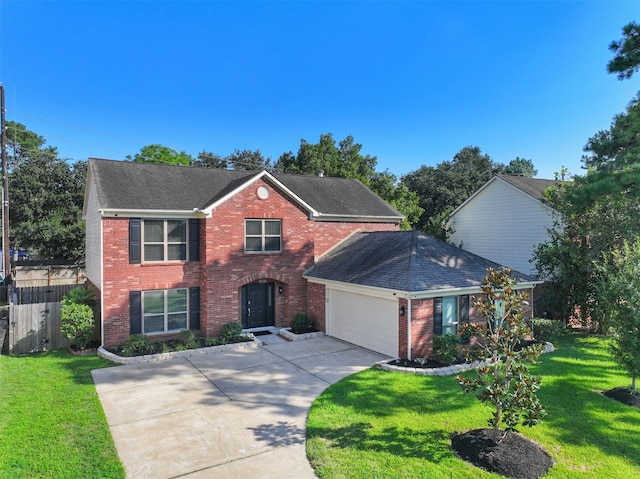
[91,336,389,479]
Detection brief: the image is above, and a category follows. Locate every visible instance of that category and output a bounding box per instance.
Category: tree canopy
[127,144,193,165]
[7,122,86,262]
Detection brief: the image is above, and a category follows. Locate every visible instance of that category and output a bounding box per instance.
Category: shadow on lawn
[307,422,451,463]
[535,334,640,467]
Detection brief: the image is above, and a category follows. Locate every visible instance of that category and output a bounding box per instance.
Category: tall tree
[226,149,271,171]
[195,150,228,169]
[10,152,86,262]
[504,157,537,177]
[274,133,421,230]
[127,144,193,165]
[534,22,640,331]
[402,146,505,238]
[607,21,640,80]
[5,121,54,170]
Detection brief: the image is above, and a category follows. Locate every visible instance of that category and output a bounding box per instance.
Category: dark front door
[241,282,275,329]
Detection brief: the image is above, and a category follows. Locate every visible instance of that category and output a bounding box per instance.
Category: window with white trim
[142,289,188,334]
[143,219,187,262]
[245,219,282,253]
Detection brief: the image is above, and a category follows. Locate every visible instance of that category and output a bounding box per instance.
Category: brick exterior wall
[99,178,398,347]
[404,289,534,359]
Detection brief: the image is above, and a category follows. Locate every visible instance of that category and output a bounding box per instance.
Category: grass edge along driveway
[0,349,124,479]
[306,334,640,479]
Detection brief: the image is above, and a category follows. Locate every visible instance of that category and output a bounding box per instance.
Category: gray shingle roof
[304,231,536,293]
[497,175,560,203]
[88,158,402,219]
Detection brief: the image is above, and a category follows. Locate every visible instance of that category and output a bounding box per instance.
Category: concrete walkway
[91,335,389,479]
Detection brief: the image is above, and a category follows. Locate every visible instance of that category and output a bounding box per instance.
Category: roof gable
[304,231,538,294]
[449,175,561,218]
[86,158,402,221]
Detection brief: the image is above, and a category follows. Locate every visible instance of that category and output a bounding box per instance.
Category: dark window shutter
[189,219,200,261]
[460,295,470,323]
[189,287,200,330]
[130,291,142,334]
[129,218,141,264]
[433,297,443,336]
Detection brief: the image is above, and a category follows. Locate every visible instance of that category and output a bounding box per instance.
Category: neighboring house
[83,159,540,359]
[448,175,560,277]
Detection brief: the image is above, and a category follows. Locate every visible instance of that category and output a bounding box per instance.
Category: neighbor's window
[442,296,459,335]
[245,219,282,253]
[142,289,188,334]
[143,219,187,262]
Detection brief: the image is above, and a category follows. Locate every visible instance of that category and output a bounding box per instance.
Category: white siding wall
[84,180,102,289]
[448,179,554,276]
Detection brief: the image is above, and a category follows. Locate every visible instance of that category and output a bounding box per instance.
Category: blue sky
[1,1,638,180]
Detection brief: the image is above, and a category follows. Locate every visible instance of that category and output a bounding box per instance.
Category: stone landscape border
[377,342,555,376]
[97,336,261,365]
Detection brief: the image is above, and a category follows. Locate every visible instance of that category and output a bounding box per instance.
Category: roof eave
[99,208,209,218]
[310,213,403,223]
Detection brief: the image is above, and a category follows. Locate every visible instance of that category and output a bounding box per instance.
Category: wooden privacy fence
[9,302,67,354]
[8,284,85,354]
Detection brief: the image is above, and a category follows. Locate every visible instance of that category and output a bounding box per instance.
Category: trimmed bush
[291,313,314,334]
[432,334,462,364]
[221,321,243,342]
[63,287,96,307]
[123,334,151,357]
[531,318,564,342]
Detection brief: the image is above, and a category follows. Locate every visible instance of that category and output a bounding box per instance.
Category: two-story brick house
[83,159,540,359]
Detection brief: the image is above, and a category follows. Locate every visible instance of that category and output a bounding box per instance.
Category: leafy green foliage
[64,286,96,307]
[607,21,640,80]
[127,144,193,165]
[432,334,462,364]
[291,313,314,334]
[178,329,199,349]
[598,238,640,394]
[504,157,538,177]
[402,146,507,239]
[123,334,151,357]
[456,268,546,431]
[221,321,243,342]
[60,302,94,350]
[8,135,86,261]
[530,318,564,343]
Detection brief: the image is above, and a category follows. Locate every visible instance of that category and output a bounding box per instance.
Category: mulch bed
[603,387,640,409]
[388,358,463,369]
[451,428,554,479]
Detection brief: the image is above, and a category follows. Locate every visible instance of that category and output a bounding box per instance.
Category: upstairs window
[245,219,282,253]
[143,219,187,262]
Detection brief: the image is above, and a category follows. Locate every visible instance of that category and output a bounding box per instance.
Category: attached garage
[327,288,399,357]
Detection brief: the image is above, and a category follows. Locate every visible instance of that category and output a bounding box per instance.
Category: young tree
[456,268,546,430]
[599,239,640,394]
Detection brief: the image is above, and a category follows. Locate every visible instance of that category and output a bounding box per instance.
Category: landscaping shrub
[123,334,151,357]
[221,321,243,342]
[291,313,314,334]
[432,334,462,364]
[178,329,199,349]
[531,318,564,342]
[60,302,95,350]
[64,286,96,307]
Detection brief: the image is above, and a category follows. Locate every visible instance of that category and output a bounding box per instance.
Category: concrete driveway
[91,335,388,479]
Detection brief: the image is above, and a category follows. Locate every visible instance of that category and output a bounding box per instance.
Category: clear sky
[1,1,639,180]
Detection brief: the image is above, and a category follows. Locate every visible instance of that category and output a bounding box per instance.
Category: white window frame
[142,219,188,263]
[244,219,282,253]
[142,288,189,334]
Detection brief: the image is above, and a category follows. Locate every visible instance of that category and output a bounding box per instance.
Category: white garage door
[327,288,398,357]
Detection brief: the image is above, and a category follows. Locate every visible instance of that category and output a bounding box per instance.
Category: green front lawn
[0,350,124,479]
[307,334,640,478]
